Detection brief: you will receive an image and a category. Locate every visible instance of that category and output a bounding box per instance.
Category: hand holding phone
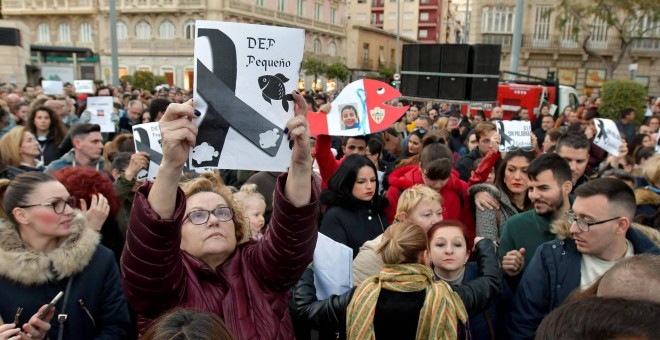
[38,291,63,320]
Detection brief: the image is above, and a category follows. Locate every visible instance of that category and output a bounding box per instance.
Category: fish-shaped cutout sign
[307,79,409,136]
[259,73,294,111]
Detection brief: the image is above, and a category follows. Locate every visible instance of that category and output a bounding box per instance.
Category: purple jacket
[121,173,318,339]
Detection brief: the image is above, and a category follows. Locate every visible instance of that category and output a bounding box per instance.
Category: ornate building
[1,0,347,90]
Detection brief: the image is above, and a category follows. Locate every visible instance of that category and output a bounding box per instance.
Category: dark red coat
[385,165,476,239]
[121,174,318,339]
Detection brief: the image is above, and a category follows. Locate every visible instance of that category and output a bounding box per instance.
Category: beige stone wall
[0,20,31,87]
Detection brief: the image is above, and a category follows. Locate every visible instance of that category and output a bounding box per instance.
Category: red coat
[314,134,343,190]
[385,165,476,239]
[121,174,319,339]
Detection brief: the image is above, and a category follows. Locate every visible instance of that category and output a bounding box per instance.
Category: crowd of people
[0,79,658,339]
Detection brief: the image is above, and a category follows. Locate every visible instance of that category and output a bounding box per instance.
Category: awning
[30,45,93,54]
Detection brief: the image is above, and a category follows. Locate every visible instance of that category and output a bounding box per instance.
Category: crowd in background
[0,79,658,340]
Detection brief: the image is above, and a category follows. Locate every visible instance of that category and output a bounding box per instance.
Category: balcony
[3,0,96,15]
[99,0,204,12]
[223,1,345,36]
[103,38,194,55]
[371,0,384,8]
[360,58,375,70]
[482,33,512,48]
[521,34,618,51]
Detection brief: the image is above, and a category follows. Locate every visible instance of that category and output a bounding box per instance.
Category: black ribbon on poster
[195,28,283,167]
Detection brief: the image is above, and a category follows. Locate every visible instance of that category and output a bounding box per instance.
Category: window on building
[58,23,71,43]
[560,15,578,48]
[378,46,385,66]
[315,3,321,20]
[136,21,151,39]
[358,0,366,3]
[420,0,429,3]
[314,38,322,53]
[419,29,428,38]
[184,20,195,40]
[278,0,286,11]
[589,16,609,48]
[371,13,377,24]
[638,14,660,37]
[79,23,93,43]
[532,6,552,47]
[297,0,304,16]
[390,48,395,64]
[117,21,128,40]
[362,43,369,65]
[328,41,337,56]
[256,0,264,6]
[387,12,395,20]
[481,6,514,33]
[420,12,429,21]
[330,8,336,24]
[403,29,414,38]
[159,20,175,39]
[37,23,50,43]
[403,12,413,20]
[356,13,367,21]
[378,13,384,22]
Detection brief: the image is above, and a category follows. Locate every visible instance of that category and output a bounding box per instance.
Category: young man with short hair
[509,178,660,339]
[45,123,105,174]
[555,132,590,190]
[456,121,497,181]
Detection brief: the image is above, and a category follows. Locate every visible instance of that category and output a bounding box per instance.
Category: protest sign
[307,79,409,137]
[74,80,94,94]
[86,96,115,132]
[313,233,353,300]
[193,20,304,171]
[42,80,63,95]
[132,122,162,180]
[593,118,622,156]
[495,120,533,152]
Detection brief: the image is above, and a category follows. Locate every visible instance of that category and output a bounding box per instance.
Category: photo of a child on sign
[193,20,305,172]
[340,104,360,130]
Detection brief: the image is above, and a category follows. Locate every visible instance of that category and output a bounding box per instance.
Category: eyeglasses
[19,196,77,214]
[504,146,535,152]
[185,207,233,225]
[565,210,620,232]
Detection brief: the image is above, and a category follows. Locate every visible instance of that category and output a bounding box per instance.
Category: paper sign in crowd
[593,118,622,157]
[86,96,115,132]
[495,120,533,152]
[74,80,95,94]
[42,80,63,95]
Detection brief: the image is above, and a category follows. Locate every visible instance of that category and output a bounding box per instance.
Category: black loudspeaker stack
[400,43,501,101]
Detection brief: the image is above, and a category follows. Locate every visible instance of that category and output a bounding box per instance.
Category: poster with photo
[192,20,305,171]
[306,79,409,137]
[86,96,115,132]
[593,118,622,156]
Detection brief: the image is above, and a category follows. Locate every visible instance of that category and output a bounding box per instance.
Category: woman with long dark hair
[470,149,535,242]
[320,154,388,257]
[25,106,67,166]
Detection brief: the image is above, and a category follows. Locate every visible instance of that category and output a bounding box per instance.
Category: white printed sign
[193,20,305,171]
[132,122,162,180]
[593,118,622,156]
[495,120,533,152]
[86,96,115,132]
[74,80,94,94]
[41,80,63,95]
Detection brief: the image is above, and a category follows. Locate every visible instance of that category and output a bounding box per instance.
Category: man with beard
[498,153,573,281]
[509,179,660,339]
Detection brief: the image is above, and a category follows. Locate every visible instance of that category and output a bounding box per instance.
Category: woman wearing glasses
[0,172,132,339]
[121,94,319,338]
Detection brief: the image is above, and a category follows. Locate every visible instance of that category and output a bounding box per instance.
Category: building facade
[1,0,347,91]
[346,0,452,44]
[345,24,415,80]
[468,0,660,95]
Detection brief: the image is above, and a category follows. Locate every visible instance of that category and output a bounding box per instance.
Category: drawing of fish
[258,73,294,111]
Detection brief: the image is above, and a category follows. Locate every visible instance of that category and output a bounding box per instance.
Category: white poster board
[74,80,95,94]
[41,64,75,84]
[313,233,353,300]
[41,80,63,95]
[593,118,622,156]
[192,20,305,171]
[86,96,115,132]
[495,120,533,152]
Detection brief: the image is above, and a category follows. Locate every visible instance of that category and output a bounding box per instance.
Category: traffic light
[389,79,396,87]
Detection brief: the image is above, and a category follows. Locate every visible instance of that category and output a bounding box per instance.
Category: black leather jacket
[291,239,503,336]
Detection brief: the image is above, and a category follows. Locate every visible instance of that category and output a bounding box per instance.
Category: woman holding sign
[121,92,319,338]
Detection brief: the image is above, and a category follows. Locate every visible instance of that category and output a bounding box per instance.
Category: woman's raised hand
[158,99,198,170]
[81,193,110,231]
[287,91,311,168]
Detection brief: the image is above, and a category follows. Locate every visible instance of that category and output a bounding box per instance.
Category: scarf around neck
[346,263,467,340]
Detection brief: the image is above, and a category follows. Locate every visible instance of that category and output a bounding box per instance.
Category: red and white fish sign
[307,79,409,136]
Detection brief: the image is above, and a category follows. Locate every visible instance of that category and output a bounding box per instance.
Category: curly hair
[52,167,121,217]
[179,172,249,244]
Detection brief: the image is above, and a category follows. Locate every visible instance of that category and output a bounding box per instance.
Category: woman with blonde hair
[292,222,467,339]
[0,126,43,171]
